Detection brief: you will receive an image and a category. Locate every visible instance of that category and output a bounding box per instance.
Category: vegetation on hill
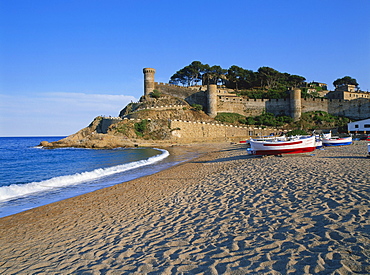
[333,76,359,89]
[215,111,350,132]
[169,61,360,99]
[215,112,293,127]
[291,111,350,131]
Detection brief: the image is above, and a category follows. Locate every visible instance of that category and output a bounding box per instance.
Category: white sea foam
[0,149,169,202]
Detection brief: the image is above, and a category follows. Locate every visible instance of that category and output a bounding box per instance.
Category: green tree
[333,76,359,88]
[227,65,245,90]
[170,61,208,86]
[257,67,280,90]
[288,75,306,88]
[226,66,255,90]
[203,65,227,85]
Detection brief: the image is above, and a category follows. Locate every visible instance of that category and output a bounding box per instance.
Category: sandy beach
[0,141,369,274]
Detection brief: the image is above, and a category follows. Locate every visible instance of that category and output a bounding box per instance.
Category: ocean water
[0,137,190,218]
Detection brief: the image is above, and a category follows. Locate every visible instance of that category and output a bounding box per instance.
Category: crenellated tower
[290,88,302,121]
[207,84,217,118]
[143,68,156,96]
[139,68,370,121]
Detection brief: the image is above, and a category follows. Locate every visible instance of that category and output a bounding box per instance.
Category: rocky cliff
[40,95,218,149]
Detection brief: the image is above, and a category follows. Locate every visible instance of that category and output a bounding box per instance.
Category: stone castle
[42,68,370,148]
[142,68,370,121]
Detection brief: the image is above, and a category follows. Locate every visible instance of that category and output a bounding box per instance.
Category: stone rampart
[169,120,277,142]
[155,82,207,107]
[265,99,291,116]
[217,97,291,117]
[131,104,186,113]
[155,82,204,98]
[328,98,370,120]
[98,118,122,134]
[152,81,370,120]
[301,98,329,113]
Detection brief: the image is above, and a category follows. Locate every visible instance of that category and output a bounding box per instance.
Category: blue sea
[0,137,192,218]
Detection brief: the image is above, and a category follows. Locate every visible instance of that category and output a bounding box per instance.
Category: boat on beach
[314,136,323,149]
[240,135,286,144]
[322,136,352,146]
[247,135,316,156]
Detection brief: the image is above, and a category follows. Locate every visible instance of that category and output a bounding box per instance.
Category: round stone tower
[143,68,156,96]
[207,84,217,118]
[290,88,302,121]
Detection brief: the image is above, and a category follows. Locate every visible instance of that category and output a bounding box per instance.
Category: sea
[0,137,195,218]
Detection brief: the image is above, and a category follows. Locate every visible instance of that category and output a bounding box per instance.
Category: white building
[348,118,370,132]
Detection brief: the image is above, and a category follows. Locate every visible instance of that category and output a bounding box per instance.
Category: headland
[40,67,370,149]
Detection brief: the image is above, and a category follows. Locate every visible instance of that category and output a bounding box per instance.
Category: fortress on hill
[43,68,370,148]
[141,68,370,121]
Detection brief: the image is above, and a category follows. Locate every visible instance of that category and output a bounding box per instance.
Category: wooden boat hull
[322,137,352,146]
[248,136,316,155]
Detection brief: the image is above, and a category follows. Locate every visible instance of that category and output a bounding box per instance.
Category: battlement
[142,68,370,121]
[155,82,203,91]
[219,96,289,103]
[143,68,156,74]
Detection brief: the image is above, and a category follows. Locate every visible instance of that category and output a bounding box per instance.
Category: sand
[0,141,369,274]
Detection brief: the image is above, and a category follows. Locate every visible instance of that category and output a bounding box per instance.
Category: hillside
[40,94,353,149]
[41,95,216,148]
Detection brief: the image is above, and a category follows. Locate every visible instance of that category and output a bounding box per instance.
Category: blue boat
[322,136,352,146]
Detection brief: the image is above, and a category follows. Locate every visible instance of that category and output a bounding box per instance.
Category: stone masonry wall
[169,120,278,143]
[154,83,370,120]
[328,98,370,120]
[217,97,291,117]
[155,83,208,108]
[301,98,329,114]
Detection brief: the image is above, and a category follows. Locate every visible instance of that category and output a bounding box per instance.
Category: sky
[1,0,369,136]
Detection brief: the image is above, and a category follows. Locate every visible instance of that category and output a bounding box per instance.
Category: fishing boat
[240,135,286,144]
[247,135,316,155]
[315,138,323,149]
[322,136,352,146]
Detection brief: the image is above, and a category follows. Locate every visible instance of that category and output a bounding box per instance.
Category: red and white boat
[247,135,316,155]
[322,136,352,146]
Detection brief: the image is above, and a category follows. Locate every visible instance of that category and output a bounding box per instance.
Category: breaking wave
[0,149,169,202]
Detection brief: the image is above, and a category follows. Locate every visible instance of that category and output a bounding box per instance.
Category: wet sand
[0,141,369,274]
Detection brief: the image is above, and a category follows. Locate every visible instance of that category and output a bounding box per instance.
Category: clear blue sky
[1,0,369,136]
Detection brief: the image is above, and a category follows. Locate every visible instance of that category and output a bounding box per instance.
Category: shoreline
[0,144,201,219]
[1,141,369,274]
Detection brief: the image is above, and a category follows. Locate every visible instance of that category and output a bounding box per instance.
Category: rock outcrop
[40,95,218,149]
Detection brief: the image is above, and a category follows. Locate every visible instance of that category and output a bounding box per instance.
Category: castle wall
[265,99,291,116]
[98,118,122,134]
[155,82,203,99]
[217,98,264,116]
[152,81,370,120]
[301,98,329,113]
[328,98,370,120]
[217,97,291,117]
[169,120,277,142]
[300,98,370,120]
[155,82,207,108]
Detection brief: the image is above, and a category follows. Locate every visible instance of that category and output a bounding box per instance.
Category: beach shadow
[192,154,258,164]
[219,146,248,152]
[321,156,367,159]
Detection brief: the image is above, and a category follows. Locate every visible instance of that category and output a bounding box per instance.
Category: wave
[0,149,169,202]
